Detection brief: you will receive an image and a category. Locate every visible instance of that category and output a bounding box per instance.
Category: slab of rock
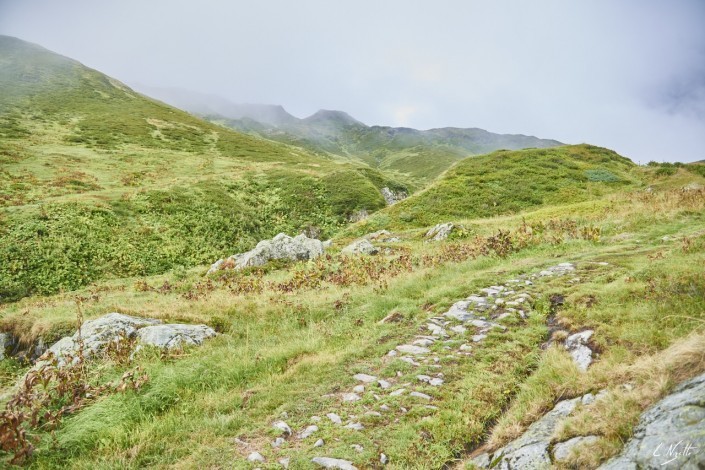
[208,232,324,273]
[341,239,379,256]
[312,457,358,469]
[381,187,407,205]
[136,324,216,349]
[396,344,430,355]
[425,222,454,241]
[474,396,582,468]
[564,330,594,371]
[553,435,600,462]
[327,413,342,425]
[298,425,319,440]
[599,372,705,469]
[45,313,161,365]
[353,373,377,383]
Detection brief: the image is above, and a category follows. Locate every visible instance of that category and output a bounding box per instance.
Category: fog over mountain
[1,0,704,162]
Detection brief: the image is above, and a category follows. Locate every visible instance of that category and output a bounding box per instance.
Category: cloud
[0,0,703,162]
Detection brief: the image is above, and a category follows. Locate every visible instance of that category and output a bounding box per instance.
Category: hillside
[0,35,407,301]
[365,144,639,230]
[136,88,563,185]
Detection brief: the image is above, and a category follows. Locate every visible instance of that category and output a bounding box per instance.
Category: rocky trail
[237,261,603,468]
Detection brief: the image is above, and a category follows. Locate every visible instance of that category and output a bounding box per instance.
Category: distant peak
[304,109,365,126]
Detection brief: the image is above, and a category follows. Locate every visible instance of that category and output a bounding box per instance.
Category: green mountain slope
[0,35,406,301]
[371,144,639,229]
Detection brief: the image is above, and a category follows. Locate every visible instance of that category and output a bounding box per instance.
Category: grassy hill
[0,35,407,301]
[361,144,639,230]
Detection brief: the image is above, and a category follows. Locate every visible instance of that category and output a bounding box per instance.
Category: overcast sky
[1,0,704,163]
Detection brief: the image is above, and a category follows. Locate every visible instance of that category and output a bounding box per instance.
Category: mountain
[133,89,563,185]
[0,35,407,300]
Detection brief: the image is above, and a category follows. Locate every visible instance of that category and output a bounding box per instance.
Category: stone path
[241,261,600,468]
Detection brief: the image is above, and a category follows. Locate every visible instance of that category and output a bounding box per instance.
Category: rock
[353,373,377,383]
[450,325,467,334]
[413,338,435,347]
[396,344,430,355]
[381,187,407,205]
[247,452,265,462]
[480,397,581,468]
[599,372,705,469]
[682,182,704,191]
[378,379,391,389]
[351,444,364,452]
[298,425,318,439]
[0,332,13,360]
[427,323,447,336]
[348,209,369,222]
[429,378,444,386]
[342,393,361,402]
[273,421,292,436]
[417,374,432,383]
[272,437,285,447]
[341,239,379,256]
[314,438,325,447]
[136,324,216,349]
[410,391,432,400]
[553,435,600,462]
[460,344,473,351]
[425,223,454,241]
[312,457,358,470]
[390,388,406,397]
[380,453,389,464]
[352,385,365,393]
[471,334,487,342]
[365,230,391,240]
[327,413,342,425]
[278,457,290,468]
[322,239,333,249]
[311,415,321,422]
[207,233,324,273]
[344,422,364,431]
[44,313,162,365]
[564,330,594,371]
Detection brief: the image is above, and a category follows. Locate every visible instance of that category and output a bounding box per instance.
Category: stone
[136,324,216,349]
[44,313,162,365]
[342,393,361,402]
[279,457,290,468]
[344,422,364,431]
[450,325,467,334]
[366,229,391,240]
[273,421,292,436]
[479,397,581,468]
[314,438,325,447]
[471,334,487,342]
[341,239,379,256]
[413,338,435,347]
[351,444,364,452]
[272,437,285,447]
[326,413,342,425]
[352,384,365,394]
[353,373,377,383]
[417,374,432,383]
[553,435,600,462]
[247,452,265,462]
[429,378,444,386]
[390,388,406,397]
[380,453,389,464]
[425,222,454,241]
[311,457,358,469]
[460,343,473,351]
[445,301,476,322]
[365,411,382,417]
[208,232,325,273]
[396,344,430,355]
[599,372,705,469]
[311,415,321,422]
[410,391,432,400]
[377,379,391,389]
[381,187,407,205]
[298,425,318,439]
[564,330,594,371]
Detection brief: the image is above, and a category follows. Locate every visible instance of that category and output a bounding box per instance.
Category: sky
[0,0,704,163]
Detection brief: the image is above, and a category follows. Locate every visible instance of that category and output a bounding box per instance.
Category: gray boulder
[208,233,325,273]
[44,313,215,366]
[136,324,216,349]
[312,457,358,469]
[599,372,705,469]
[564,330,594,371]
[425,223,454,241]
[341,239,379,256]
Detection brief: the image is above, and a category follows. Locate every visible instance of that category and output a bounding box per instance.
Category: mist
[1,0,703,163]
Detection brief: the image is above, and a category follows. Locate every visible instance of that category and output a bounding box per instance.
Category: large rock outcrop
[599,372,705,469]
[380,187,407,205]
[208,233,325,274]
[45,313,215,365]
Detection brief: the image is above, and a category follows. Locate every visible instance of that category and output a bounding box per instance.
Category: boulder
[312,457,358,469]
[44,313,215,366]
[136,324,216,349]
[599,372,705,469]
[425,223,454,241]
[208,233,325,273]
[564,330,594,371]
[341,239,379,256]
[380,187,407,205]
